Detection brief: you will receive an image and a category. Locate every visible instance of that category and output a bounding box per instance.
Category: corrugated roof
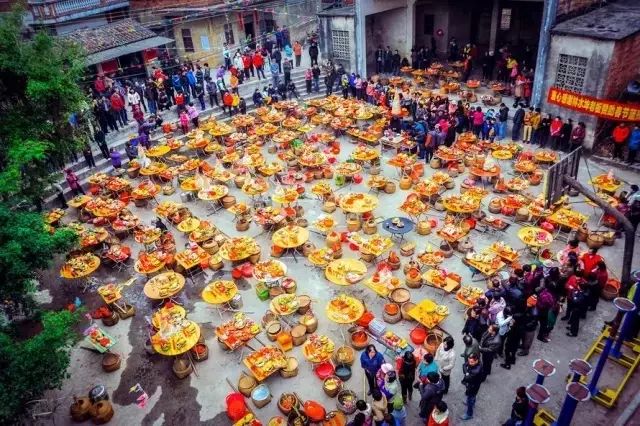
[62,18,158,54]
[552,0,640,41]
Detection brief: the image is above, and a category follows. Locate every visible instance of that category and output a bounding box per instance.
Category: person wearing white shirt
[127,89,141,108]
[434,336,456,394]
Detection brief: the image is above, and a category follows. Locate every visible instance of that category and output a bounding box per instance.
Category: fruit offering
[303,334,335,362]
[326,294,365,323]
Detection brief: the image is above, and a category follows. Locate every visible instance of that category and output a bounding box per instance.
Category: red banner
[547,87,640,122]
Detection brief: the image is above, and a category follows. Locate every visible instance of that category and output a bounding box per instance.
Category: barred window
[555,54,588,93]
[331,30,350,61]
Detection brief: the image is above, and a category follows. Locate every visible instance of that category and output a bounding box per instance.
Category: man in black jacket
[512,104,525,141]
[461,353,483,421]
[419,372,445,419]
[479,324,501,381]
[309,42,319,66]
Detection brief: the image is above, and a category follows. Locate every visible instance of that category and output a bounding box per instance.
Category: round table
[144,272,185,300]
[518,227,553,248]
[272,226,310,249]
[339,193,379,214]
[326,295,365,323]
[201,280,237,304]
[382,217,415,241]
[60,255,101,279]
[218,237,260,262]
[152,321,201,356]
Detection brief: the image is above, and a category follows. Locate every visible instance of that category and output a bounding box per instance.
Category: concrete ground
[35,91,640,425]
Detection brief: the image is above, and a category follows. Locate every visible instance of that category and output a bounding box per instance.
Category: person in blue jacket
[186,68,197,98]
[627,124,640,164]
[361,344,385,394]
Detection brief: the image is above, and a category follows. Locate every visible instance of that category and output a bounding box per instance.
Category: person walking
[460,353,483,421]
[361,345,385,394]
[396,351,416,402]
[478,324,500,381]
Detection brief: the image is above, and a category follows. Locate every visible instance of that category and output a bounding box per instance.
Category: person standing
[566,282,588,337]
[52,182,67,209]
[94,129,109,159]
[293,40,302,67]
[530,107,542,144]
[627,124,640,164]
[434,336,455,394]
[512,104,524,141]
[384,46,393,74]
[560,118,573,152]
[375,46,384,74]
[110,91,126,127]
[461,334,480,364]
[109,147,122,169]
[82,144,96,168]
[144,80,157,115]
[223,43,231,69]
[64,169,84,196]
[478,324,500,381]
[304,68,313,94]
[272,48,282,73]
[549,116,563,150]
[309,41,319,66]
[612,122,631,160]
[570,121,586,150]
[428,401,450,426]
[283,59,292,87]
[418,372,445,420]
[518,297,539,356]
[254,51,266,79]
[396,351,416,402]
[503,387,529,426]
[522,107,534,143]
[312,65,321,93]
[270,61,280,88]
[205,77,218,108]
[460,353,483,421]
[538,114,551,148]
[536,284,556,342]
[361,345,385,394]
[497,103,509,141]
[371,390,388,426]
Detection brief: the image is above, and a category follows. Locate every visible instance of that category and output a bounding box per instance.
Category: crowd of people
[354,241,616,425]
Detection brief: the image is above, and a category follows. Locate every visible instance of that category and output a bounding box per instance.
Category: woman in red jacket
[549,116,563,150]
[253,52,265,79]
[612,122,631,160]
[242,54,252,81]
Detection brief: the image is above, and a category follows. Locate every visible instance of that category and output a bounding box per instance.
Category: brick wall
[556,0,601,20]
[603,33,640,99]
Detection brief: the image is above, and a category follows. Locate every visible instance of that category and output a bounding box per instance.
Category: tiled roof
[62,18,158,54]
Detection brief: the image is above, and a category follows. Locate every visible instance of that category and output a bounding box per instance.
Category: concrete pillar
[406,0,416,58]
[489,0,499,53]
[355,0,367,76]
[531,0,559,107]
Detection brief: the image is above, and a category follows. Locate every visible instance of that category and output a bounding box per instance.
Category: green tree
[0,7,88,206]
[0,310,79,423]
[0,204,77,306]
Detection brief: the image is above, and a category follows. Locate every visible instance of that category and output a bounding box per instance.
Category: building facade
[131,0,320,67]
[26,0,130,34]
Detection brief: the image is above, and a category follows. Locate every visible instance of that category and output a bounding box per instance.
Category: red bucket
[314,361,335,380]
[410,327,427,345]
[226,392,247,421]
[304,400,326,422]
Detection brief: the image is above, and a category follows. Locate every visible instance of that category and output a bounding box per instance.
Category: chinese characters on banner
[547,87,640,122]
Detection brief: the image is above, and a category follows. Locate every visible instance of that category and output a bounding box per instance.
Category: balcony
[29,0,129,24]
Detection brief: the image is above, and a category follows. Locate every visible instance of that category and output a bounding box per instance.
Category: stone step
[48,81,331,205]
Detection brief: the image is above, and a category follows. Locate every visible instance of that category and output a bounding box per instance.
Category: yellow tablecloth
[407,299,448,329]
[339,193,379,214]
[152,321,200,356]
[518,227,553,247]
[272,226,309,248]
[144,272,185,299]
[201,280,237,304]
[325,259,367,286]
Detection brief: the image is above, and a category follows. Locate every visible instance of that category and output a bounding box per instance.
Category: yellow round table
[60,254,101,279]
[272,225,309,249]
[518,227,553,247]
[144,272,185,299]
[492,149,513,160]
[147,145,171,158]
[219,237,260,262]
[68,195,92,209]
[590,175,622,193]
[326,294,365,323]
[272,189,299,205]
[152,321,201,356]
[197,185,228,201]
[335,162,362,177]
[151,305,186,329]
[253,259,287,281]
[201,280,237,304]
[339,193,379,214]
[177,217,201,233]
[242,180,270,197]
[325,259,367,286]
[441,197,480,214]
[308,247,334,267]
[140,162,168,176]
[179,177,200,192]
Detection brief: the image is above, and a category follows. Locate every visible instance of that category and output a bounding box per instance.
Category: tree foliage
[0,203,77,304]
[0,7,88,205]
[0,310,79,423]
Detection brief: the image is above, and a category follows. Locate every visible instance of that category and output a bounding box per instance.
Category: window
[500,8,512,30]
[181,28,194,53]
[224,23,235,45]
[200,35,210,51]
[555,54,588,93]
[423,15,434,35]
[331,30,350,61]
